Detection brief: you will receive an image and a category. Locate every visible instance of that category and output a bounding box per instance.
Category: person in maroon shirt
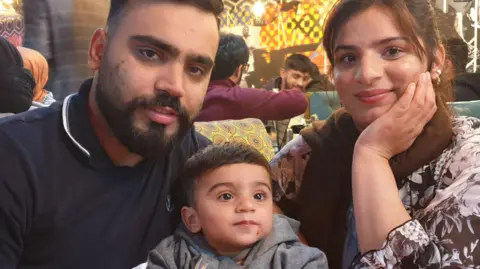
[264,54,317,149]
[196,34,308,122]
[264,54,315,92]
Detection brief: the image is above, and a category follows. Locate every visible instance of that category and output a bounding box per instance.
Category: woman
[17,47,56,106]
[271,0,480,268]
[0,37,35,117]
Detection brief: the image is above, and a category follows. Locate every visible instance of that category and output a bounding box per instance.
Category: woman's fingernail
[409,82,415,91]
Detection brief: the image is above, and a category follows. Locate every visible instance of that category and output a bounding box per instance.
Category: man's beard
[95,62,192,160]
[283,78,293,90]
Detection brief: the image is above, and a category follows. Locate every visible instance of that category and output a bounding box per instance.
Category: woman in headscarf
[0,37,35,117]
[17,47,56,106]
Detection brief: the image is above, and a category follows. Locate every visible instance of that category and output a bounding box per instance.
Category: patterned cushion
[195,118,275,161]
[0,10,24,46]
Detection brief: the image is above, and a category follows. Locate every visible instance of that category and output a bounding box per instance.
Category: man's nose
[155,63,185,98]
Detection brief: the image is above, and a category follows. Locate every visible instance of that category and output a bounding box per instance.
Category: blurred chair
[308,91,342,120]
[450,100,480,118]
[195,118,275,161]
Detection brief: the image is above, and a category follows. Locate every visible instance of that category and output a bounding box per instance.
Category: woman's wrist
[353,143,392,163]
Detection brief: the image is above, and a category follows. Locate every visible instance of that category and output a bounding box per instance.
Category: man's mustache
[127,91,187,117]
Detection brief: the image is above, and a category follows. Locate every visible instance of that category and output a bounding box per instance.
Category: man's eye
[254,193,265,200]
[219,193,233,201]
[187,66,205,76]
[138,48,160,61]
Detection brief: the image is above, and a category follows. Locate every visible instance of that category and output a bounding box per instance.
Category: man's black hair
[283,53,314,75]
[181,142,271,206]
[210,33,249,81]
[107,0,224,35]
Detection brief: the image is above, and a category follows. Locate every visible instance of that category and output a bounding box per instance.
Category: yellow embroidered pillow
[195,118,275,161]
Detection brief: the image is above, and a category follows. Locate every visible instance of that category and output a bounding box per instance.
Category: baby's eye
[219,193,233,201]
[254,193,266,200]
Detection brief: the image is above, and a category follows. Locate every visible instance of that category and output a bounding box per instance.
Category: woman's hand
[355,72,437,160]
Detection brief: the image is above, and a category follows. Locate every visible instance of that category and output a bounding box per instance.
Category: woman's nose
[354,54,382,85]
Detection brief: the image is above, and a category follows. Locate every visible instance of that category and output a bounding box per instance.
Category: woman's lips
[355,89,392,104]
[147,107,178,125]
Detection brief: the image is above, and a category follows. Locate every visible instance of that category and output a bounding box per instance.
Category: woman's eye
[254,193,265,200]
[385,47,402,58]
[339,55,356,64]
[219,193,233,201]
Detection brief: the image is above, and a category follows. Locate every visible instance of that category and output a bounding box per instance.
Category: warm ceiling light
[252,1,265,17]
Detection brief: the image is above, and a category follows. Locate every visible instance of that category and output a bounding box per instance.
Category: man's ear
[431,45,446,80]
[280,68,286,79]
[88,28,108,71]
[181,206,201,233]
[235,65,243,77]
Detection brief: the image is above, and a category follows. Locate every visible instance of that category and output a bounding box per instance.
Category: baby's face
[190,163,273,255]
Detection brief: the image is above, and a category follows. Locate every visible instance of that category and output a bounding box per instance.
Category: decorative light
[0,0,15,12]
[252,1,265,18]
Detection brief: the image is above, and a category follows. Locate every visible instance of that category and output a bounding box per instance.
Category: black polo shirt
[0,79,210,269]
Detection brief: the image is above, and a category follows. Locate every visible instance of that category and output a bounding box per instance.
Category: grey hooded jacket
[145,214,328,269]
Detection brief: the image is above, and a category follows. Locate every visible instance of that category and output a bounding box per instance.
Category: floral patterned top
[270,116,480,268]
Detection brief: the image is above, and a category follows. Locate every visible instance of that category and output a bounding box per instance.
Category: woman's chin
[353,106,392,130]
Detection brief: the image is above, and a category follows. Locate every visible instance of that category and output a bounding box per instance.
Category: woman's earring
[434,69,442,86]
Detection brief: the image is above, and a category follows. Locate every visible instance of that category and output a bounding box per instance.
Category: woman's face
[332,6,429,130]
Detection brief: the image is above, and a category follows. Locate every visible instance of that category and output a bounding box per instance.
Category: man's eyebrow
[129,35,180,57]
[129,35,214,68]
[186,55,214,69]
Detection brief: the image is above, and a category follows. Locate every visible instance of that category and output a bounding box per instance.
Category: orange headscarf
[17,47,50,103]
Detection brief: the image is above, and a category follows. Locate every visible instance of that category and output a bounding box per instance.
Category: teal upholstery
[310,91,480,119]
[450,100,480,118]
[309,91,342,120]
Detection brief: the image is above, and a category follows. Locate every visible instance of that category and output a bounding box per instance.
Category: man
[23,0,110,100]
[264,54,315,150]
[0,0,221,268]
[305,62,336,93]
[265,53,314,92]
[196,33,308,122]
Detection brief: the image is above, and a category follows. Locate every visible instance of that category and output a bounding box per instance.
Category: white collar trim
[62,93,91,157]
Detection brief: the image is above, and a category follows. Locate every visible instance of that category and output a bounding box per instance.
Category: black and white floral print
[354,116,480,268]
[271,117,480,268]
